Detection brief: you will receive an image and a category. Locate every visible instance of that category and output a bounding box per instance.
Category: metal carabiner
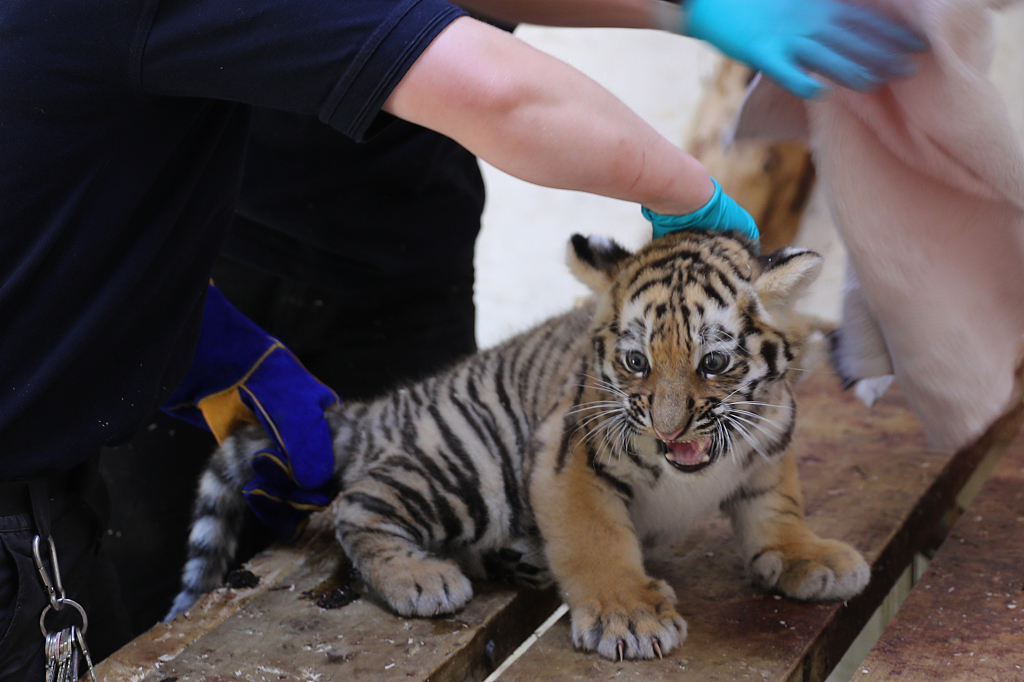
[32,535,66,612]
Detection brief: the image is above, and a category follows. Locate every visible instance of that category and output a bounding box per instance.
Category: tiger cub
[167,230,869,660]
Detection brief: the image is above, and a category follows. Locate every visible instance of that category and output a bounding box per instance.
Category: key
[57,629,75,682]
[43,627,72,682]
[50,629,69,682]
[74,625,99,682]
[44,631,60,682]
[69,626,80,682]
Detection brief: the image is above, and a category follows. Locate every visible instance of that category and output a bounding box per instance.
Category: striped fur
[167,231,869,660]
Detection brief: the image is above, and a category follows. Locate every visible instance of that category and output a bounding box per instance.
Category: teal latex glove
[643,179,760,251]
[681,0,928,99]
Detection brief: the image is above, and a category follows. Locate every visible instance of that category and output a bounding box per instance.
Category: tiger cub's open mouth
[658,437,714,473]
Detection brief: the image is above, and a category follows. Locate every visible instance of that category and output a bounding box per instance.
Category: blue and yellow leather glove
[163,284,339,541]
[643,178,760,252]
[679,0,927,99]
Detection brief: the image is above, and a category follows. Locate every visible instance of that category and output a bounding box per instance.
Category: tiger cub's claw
[569,579,686,660]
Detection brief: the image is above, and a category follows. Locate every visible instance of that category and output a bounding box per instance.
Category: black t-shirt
[0,0,466,478]
[223,110,484,295]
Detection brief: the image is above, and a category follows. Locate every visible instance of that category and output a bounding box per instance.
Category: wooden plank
[858,420,1024,682]
[498,370,999,682]
[95,525,337,680]
[97,502,561,682]
[685,60,815,253]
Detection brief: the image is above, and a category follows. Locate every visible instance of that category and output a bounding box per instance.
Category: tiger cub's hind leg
[335,477,473,617]
[725,451,870,601]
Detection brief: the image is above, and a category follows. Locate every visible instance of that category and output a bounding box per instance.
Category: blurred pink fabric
[733,0,1024,451]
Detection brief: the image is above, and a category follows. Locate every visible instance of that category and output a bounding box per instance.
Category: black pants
[101,257,479,634]
[0,460,133,682]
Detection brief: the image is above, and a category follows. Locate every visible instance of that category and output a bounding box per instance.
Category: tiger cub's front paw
[570,579,687,660]
[374,556,473,617]
[750,537,870,601]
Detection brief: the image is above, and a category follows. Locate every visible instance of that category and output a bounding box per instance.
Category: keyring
[39,598,88,637]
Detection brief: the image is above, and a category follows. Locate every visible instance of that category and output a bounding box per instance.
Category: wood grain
[97,503,560,682]
[858,423,1024,682]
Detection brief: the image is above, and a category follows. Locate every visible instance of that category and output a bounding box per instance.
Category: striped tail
[164,427,265,621]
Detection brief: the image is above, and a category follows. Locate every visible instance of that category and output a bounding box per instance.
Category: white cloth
[732,0,1024,450]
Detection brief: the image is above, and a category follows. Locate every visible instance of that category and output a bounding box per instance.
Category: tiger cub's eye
[623,350,649,374]
[699,351,730,375]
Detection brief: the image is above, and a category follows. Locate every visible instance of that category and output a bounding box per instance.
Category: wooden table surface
[96,370,1000,682]
[858,428,1024,682]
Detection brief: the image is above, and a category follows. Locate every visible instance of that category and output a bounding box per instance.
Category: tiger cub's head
[566,230,823,474]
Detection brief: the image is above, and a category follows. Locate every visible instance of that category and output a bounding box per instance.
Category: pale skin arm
[456,0,683,30]
[382,16,712,216]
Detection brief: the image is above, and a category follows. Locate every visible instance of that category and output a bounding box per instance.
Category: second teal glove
[643,179,760,251]
[681,0,927,99]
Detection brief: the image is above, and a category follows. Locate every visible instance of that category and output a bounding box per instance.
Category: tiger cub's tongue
[665,438,711,466]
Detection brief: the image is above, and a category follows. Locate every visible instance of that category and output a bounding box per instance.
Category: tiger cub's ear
[754,247,824,312]
[566,234,633,293]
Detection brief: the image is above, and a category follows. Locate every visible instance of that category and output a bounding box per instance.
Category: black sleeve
[137,0,466,140]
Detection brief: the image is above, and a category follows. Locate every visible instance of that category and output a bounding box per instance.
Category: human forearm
[456,0,681,30]
[383,17,712,215]
[459,0,927,100]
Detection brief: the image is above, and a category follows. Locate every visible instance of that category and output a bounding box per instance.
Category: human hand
[681,0,928,99]
[643,179,760,250]
[163,284,339,540]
